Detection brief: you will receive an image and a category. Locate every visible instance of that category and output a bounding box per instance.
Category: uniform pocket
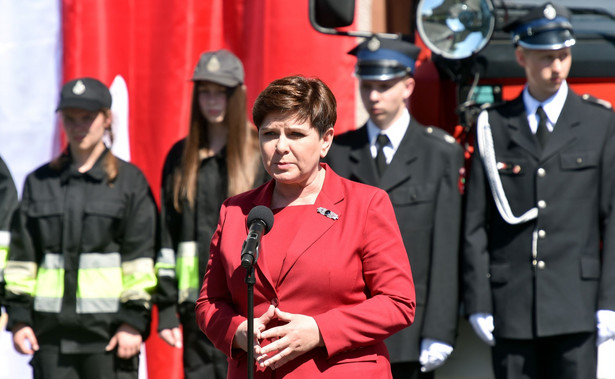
[560,152,598,170]
[580,257,600,280]
[389,184,436,206]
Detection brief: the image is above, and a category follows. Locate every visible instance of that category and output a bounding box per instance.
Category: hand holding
[419,338,453,372]
[597,309,615,346]
[255,307,323,370]
[12,323,39,355]
[233,304,276,352]
[106,323,142,359]
[469,313,495,346]
[159,327,183,348]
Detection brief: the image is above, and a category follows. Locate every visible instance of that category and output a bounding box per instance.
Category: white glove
[469,313,495,346]
[419,338,453,372]
[597,310,615,346]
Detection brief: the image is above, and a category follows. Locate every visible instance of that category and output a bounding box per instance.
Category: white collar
[523,81,568,129]
[366,108,410,153]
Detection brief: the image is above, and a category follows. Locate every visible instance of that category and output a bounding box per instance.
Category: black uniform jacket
[325,118,464,361]
[6,149,157,353]
[0,156,18,305]
[156,139,268,329]
[463,91,615,339]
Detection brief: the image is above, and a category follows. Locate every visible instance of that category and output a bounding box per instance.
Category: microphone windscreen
[247,205,274,234]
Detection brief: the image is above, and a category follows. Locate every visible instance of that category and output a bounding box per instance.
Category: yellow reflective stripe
[76,253,122,313]
[155,248,176,278]
[5,260,38,296]
[122,257,156,309]
[33,253,64,312]
[176,241,199,297]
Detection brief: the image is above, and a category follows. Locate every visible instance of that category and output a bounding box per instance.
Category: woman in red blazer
[195,75,415,378]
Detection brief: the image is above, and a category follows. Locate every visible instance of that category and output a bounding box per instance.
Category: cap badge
[317,207,339,220]
[72,80,86,95]
[367,37,381,52]
[206,56,221,72]
[543,4,556,20]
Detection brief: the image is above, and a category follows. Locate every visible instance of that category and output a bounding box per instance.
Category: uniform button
[532,259,537,266]
[537,168,546,177]
[538,230,546,238]
[537,260,546,269]
[577,157,583,165]
[537,200,547,209]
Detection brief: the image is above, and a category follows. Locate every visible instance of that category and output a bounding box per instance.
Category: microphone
[241,206,274,268]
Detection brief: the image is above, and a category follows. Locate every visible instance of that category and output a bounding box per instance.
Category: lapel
[378,119,420,191]
[504,96,542,160]
[540,91,579,161]
[348,126,379,186]
[276,165,343,287]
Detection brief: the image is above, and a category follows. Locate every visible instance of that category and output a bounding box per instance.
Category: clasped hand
[234,304,323,370]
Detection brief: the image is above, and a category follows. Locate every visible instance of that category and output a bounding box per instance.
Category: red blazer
[196,164,415,378]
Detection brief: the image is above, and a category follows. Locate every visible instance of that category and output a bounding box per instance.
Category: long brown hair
[50,108,118,185]
[172,83,260,211]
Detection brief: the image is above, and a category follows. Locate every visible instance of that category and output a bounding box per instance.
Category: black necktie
[375,134,390,176]
[535,106,549,148]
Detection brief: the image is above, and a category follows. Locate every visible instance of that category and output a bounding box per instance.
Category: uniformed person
[0,156,18,315]
[4,77,157,378]
[462,3,615,378]
[155,49,266,379]
[325,37,465,379]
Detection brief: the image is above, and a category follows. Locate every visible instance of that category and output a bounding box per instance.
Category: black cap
[56,77,112,112]
[503,2,575,50]
[348,36,421,80]
[192,49,244,87]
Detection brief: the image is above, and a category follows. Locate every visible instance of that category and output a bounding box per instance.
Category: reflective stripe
[77,297,119,313]
[121,257,156,309]
[80,252,121,269]
[0,230,10,281]
[5,260,38,296]
[155,248,176,278]
[0,230,10,247]
[77,253,122,313]
[156,248,175,265]
[34,253,64,312]
[0,247,7,282]
[176,241,199,303]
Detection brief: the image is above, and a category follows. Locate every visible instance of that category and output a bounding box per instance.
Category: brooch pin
[317,207,339,220]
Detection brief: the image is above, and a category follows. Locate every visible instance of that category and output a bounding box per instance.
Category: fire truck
[309,1,615,378]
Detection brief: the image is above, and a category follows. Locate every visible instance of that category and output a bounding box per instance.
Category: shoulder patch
[582,94,612,109]
[425,126,457,144]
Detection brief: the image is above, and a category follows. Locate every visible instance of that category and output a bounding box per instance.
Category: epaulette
[424,126,457,144]
[581,94,612,110]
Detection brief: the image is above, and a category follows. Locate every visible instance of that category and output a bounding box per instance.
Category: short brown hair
[252,75,337,137]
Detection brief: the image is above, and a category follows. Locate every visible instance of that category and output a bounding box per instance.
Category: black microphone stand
[245,262,256,379]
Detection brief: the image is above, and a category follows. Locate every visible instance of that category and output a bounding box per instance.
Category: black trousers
[31,349,138,379]
[391,361,434,379]
[492,332,597,379]
[180,309,228,379]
